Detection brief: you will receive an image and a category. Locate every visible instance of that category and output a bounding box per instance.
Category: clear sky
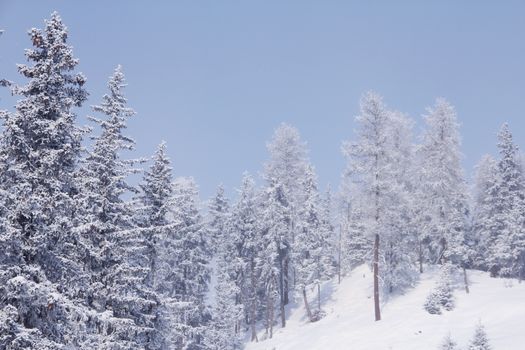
[1,1,525,199]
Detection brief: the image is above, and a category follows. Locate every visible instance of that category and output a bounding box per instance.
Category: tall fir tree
[488,124,525,277]
[167,177,211,349]
[0,12,91,348]
[230,173,261,342]
[135,142,180,349]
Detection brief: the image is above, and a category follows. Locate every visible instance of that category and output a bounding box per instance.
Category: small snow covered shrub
[468,323,491,350]
[439,333,458,350]
[424,263,457,314]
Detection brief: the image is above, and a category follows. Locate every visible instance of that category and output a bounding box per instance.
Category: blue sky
[1,1,525,199]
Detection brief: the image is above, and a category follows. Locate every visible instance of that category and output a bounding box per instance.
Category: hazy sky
[1,1,525,199]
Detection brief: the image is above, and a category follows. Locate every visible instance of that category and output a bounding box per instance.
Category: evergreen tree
[488,124,525,278]
[207,185,230,255]
[205,239,243,350]
[440,333,458,350]
[471,155,500,271]
[135,142,180,349]
[166,177,211,349]
[230,173,261,342]
[468,323,491,350]
[294,165,334,321]
[0,12,91,348]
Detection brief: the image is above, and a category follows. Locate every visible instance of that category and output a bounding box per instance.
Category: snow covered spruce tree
[259,179,287,336]
[135,142,182,349]
[415,98,469,268]
[264,123,309,311]
[229,173,261,342]
[471,154,500,271]
[76,65,161,348]
[205,185,244,349]
[469,323,491,350]
[341,92,418,320]
[293,165,334,322]
[207,185,230,254]
[205,210,244,349]
[439,333,458,350]
[0,12,92,348]
[165,177,211,349]
[486,124,525,278]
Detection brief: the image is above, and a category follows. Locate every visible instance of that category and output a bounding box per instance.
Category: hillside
[245,265,525,350]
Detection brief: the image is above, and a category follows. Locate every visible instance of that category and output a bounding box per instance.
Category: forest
[0,12,522,350]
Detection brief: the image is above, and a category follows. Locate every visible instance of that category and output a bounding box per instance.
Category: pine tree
[468,323,491,350]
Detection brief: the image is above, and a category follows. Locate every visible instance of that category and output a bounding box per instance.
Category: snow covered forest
[1,12,524,350]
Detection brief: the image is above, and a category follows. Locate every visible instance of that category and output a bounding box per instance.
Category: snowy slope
[245,265,525,350]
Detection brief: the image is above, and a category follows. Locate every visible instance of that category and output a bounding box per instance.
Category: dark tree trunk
[284,256,289,305]
[463,267,470,294]
[338,223,342,284]
[373,233,381,321]
[317,283,321,313]
[250,260,258,342]
[419,241,424,273]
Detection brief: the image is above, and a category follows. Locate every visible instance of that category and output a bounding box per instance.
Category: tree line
[0,12,523,350]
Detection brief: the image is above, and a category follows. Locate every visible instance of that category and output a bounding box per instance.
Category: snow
[245,265,525,350]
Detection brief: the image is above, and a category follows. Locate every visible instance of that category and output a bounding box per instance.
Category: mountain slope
[245,265,525,350]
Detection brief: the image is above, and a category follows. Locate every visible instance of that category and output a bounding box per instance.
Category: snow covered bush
[469,323,491,350]
[424,264,457,314]
[439,333,458,350]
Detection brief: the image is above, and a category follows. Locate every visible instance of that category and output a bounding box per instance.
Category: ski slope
[245,265,525,350]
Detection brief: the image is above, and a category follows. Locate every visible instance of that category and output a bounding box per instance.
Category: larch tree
[342,91,393,321]
[264,123,309,308]
[416,98,469,267]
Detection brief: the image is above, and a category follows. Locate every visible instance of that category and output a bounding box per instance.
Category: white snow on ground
[245,265,525,350]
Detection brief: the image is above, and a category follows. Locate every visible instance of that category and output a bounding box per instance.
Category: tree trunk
[278,253,286,328]
[284,256,289,305]
[280,296,286,328]
[338,223,342,284]
[317,283,321,313]
[302,287,313,322]
[419,241,423,273]
[251,260,258,342]
[463,267,470,294]
[373,233,381,321]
